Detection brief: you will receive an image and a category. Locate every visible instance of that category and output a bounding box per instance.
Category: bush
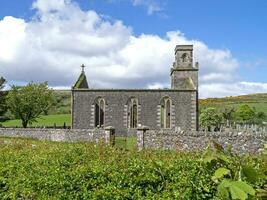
[0,138,265,199]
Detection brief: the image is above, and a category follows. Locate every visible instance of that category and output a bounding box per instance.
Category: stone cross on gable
[81,64,86,73]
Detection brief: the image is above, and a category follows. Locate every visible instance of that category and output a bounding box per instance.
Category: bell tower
[170,45,198,90]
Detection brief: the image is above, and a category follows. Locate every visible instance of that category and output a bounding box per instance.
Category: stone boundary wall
[137,127,267,153]
[0,127,115,145]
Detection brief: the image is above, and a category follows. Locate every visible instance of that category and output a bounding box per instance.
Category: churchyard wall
[0,127,115,145]
[137,127,267,154]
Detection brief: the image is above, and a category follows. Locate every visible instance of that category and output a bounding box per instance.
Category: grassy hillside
[200,93,267,115]
[49,90,71,115]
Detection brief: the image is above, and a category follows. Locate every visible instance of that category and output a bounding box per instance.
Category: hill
[200,93,267,115]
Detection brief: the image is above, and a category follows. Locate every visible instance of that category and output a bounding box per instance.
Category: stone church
[71,45,199,135]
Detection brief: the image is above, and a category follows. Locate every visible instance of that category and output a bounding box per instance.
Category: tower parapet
[170,45,198,90]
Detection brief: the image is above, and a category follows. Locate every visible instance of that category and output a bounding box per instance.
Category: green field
[200,93,267,116]
[1,114,71,127]
[0,137,265,199]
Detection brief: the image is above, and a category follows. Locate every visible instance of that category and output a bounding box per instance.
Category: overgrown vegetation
[0,137,266,199]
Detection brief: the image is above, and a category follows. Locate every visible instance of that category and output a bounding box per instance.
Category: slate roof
[73,71,89,89]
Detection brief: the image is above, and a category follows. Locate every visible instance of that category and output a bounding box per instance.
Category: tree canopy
[0,77,7,120]
[6,82,54,128]
[200,107,223,131]
[234,104,255,123]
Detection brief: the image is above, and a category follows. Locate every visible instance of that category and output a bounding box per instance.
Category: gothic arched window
[128,98,138,128]
[160,97,171,128]
[95,97,105,128]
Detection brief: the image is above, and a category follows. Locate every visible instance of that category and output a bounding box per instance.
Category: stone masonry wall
[137,129,267,154]
[0,128,115,144]
[72,89,197,136]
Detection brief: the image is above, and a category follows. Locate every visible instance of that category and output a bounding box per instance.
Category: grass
[1,114,71,127]
[115,136,137,150]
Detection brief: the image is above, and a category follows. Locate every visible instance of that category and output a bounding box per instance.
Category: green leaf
[217,181,230,199]
[242,165,261,183]
[217,153,231,163]
[229,184,248,200]
[217,180,255,200]
[213,167,230,180]
[232,181,255,196]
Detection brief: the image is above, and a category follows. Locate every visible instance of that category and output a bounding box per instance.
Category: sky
[0,0,267,98]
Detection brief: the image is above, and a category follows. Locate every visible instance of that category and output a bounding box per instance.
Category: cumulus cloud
[200,82,267,98]
[0,0,266,98]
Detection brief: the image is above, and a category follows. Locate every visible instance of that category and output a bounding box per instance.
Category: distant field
[1,114,71,127]
[200,93,267,117]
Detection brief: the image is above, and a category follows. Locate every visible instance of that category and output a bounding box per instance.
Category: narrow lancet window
[95,98,105,127]
[128,98,138,128]
[160,97,171,128]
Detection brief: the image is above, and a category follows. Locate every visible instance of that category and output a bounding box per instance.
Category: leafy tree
[219,106,235,126]
[252,111,266,125]
[200,107,223,131]
[0,77,7,121]
[234,104,255,124]
[6,82,53,128]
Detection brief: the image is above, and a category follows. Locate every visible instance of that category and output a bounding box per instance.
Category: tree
[219,106,235,127]
[234,104,255,124]
[200,107,223,131]
[253,111,266,125]
[0,77,7,121]
[7,82,53,128]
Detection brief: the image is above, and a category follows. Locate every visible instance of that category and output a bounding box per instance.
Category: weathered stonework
[137,128,267,154]
[0,128,114,144]
[72,89,197,135]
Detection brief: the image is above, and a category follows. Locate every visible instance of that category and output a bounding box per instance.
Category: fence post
[137,126,149,151]
[104,126,115,146]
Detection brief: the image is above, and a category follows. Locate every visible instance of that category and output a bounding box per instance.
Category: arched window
[160,97,171,128]
[95,98,105,127]
[128,98,138,128]
[181,53,188,62]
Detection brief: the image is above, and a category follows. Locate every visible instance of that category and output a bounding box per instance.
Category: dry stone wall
[137,128,267,154]
[0,127,115,144]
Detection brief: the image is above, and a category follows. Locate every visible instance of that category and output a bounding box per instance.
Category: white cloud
[0,0,266,98]
[132,0,162,15]
[200,82,267,98]
[0,16,26,62]
[32,0,68,13]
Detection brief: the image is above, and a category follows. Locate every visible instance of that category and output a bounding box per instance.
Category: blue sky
[0,0,266,97]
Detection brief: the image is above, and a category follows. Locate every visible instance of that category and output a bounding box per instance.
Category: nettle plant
[202,141,267,200]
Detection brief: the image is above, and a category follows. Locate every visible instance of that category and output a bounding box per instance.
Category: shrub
[0,138,265,199]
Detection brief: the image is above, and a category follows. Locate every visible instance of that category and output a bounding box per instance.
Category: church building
[71,45,199,135]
